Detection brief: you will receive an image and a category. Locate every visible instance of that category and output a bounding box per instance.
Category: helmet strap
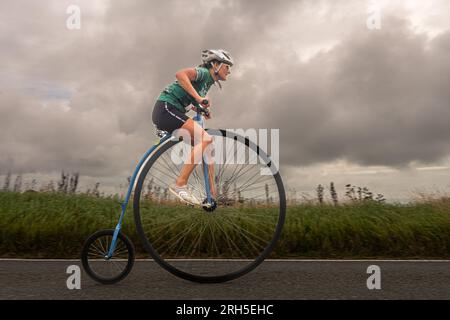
[213,62,223,90]
[214,62,223,75]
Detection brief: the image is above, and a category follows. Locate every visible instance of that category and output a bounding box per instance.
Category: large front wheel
[134,129,286,283]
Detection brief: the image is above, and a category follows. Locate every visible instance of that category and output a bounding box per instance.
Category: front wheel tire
[133,129,286,283]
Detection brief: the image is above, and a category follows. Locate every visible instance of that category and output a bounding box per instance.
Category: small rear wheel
[81,229,135,284]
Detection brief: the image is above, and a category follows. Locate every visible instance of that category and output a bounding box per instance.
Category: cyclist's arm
[175,68,203,103]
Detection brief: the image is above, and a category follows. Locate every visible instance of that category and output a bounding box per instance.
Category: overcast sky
[1,0,449,202]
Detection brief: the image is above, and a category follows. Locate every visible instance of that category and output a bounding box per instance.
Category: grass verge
[1,191,449,259]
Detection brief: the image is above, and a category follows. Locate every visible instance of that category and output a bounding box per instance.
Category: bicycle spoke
[158,220,199,257]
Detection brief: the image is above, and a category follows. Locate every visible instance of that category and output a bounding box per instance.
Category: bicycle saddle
[155,127,168,138]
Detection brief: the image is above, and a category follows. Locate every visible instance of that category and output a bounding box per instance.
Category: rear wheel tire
[81,229,135,284]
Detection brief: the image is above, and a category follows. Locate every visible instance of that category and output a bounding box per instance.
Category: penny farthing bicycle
[81,101,286,284]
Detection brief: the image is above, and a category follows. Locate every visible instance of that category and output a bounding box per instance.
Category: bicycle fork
[202,157,213,205]
[194,113,216,209]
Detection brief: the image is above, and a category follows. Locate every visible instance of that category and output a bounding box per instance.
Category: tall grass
[1,191,450,258]
[279,201,450,258]
[0,191,137,258]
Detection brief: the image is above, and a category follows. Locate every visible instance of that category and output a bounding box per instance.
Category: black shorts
[152,100,190,133]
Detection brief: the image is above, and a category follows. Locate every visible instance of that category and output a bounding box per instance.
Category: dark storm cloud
[1,0,450,179]
[222,16,450,168]
[0,0,300,176]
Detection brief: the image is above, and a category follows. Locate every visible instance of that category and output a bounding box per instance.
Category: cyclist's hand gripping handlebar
[196,99,210,117]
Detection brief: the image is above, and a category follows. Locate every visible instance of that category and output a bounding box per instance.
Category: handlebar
[195,99,210,117]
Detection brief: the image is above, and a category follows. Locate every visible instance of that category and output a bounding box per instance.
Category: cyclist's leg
[153,101,215,198]
[175,118,214,190]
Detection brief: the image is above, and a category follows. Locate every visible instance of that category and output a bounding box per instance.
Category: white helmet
[201,49,234,66]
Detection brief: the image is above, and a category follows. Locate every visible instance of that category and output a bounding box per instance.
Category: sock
[174,184,187,191]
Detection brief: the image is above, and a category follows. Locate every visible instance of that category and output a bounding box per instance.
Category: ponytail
[198,60,219,69]
[198,62,211,69]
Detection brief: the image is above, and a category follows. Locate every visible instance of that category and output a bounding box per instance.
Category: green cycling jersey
[157,67,215,114]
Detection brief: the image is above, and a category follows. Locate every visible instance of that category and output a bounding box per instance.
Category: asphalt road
[1,259,450,300]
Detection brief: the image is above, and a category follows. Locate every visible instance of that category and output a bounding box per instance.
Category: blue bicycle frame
[106,111,212,259]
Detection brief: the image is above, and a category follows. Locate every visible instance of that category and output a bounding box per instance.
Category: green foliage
[277,201,450,258]
[0,191,137,258]
[1,192,450,258]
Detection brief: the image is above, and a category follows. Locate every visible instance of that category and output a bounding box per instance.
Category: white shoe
[169,184,201,206]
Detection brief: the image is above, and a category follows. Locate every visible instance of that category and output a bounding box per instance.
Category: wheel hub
[202,198,217,212]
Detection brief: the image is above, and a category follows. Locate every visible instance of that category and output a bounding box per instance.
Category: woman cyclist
[152,49,233,205]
